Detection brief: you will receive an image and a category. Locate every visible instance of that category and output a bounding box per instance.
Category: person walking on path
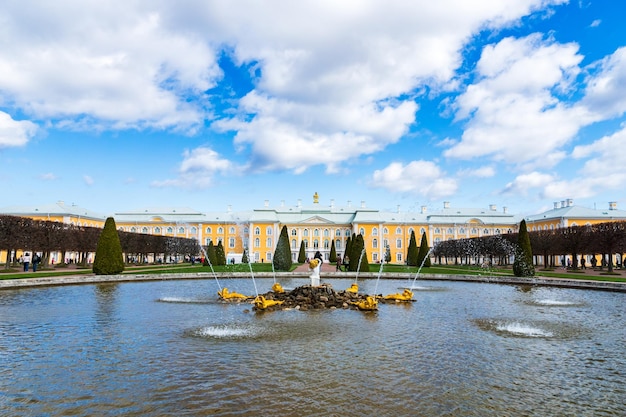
[22,252,32,272]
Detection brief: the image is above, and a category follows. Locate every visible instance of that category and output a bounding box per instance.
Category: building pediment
[300,216,331,224]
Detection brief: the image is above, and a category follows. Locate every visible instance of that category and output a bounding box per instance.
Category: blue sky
[1,0,625,217]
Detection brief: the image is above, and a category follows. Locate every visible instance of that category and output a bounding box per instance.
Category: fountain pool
[1,277,624,416]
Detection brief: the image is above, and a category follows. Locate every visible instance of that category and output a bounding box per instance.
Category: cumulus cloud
[370,160,457,200]
[457,166,495,178]
[581,46,626,119]
[445,34,591,166]
[501,171,556,195]
[0,111,38,148]
[152,146,234,188]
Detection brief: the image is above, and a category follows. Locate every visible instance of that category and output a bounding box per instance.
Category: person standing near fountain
[309,251,323,286]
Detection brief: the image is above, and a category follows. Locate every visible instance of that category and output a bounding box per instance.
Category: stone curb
[1,271,625,293]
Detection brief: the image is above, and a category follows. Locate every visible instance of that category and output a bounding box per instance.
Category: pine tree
[92,217,125,275]
[513,219,535,277]
[345,235,352,262]
[298,240,306,263]
[273,225,292,271]
[407,230,419,266]
[216,241,226,266]
[242,248,248,263]
[330,239,337,263]
[416,232,431,267]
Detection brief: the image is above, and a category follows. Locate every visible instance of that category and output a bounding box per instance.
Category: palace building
[2,195,625,265]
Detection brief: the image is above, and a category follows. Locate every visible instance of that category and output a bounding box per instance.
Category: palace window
[324,239,329,249]
[178,227,185,234]
[314,229,320,237]
[131,227,137,233]
[229,238,235,248]
[254,227,260,235]
[396,239,402,249]
[266,226,272,235]
[324,229,330,237]
[206,226,212,233]
[359,228,365,236]
[396,253,403,262]
[167,227,173,233]
[291,239,297,249]
[191,227,197,234]
[447,228,453,234]
[345,229,351,237]
[266,238,272,247]
[483,229,489,235]
[372,227,378,236]
[335,229,341,237]
[335,239,342,249]
[373,238,378,249]
[218,227,223,234]
[304,229,309,237]
[372,253,378,262]
[254,238,260,247]
[154,227,161,234]
[435,228,440,234]
[291,229,297,236]
[396,227,402,234]
[314,239,319,249]
[142,227,149,233]
[383,227,388,235]
[229,227,235,234]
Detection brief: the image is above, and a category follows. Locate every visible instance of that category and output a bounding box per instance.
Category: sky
[1,0,626,217]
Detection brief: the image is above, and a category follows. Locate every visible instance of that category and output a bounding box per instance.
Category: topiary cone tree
[407,230,419,266]
[298,240,306,263]
[416,232,431,267]
[93,217,125,275]
[513,219,535,277]
[273,225,292,271]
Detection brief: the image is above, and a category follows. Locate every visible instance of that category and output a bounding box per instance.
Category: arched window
[229,238,235,248]
[167,227,173,233]
[335,229,341,237]
[335,239,342,249]
[191,227,197,234]
[435,228,441,234]
[314,239,319,249]
[408,228,414,236]
[383,227,388,235]
[291,239,297,249]
[266,238,272,247]
[266,226,272,235]
[495,228,501,234]
[205,238,211,245]
[396,227,402,234]
[304,229,309,237]
[314,229,320,237]
[218,227,223,234]
[229,226,235,234]
[372,227,378,236]
[359,228,365,235]
[142,227,149,233]
[372,253,378,262]
[323,229,330,237]
[420,228,425,235]
[345,229,351,237]
[459,228,465,234]
[254,238,260,247]
[372,238,378,249]
[483,229,489,235]
[254,227,260,235]
[291,229,297,236]
[154,227,161,234]
[447,228,453,234]
[304,239,309,248]
[206,226,212,233]
[471,228,477,234]
[131,227,137,233]
[323,239,329,249]
[178,227,185,234]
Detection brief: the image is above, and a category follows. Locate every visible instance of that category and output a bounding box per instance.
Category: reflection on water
[1,278,624,416]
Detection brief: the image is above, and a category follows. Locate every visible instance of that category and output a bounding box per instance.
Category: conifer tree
[242,248,248,263]
[216,241,226,265]
[416,232,431,267]
[407,230,419,266]
[93,217,125,275]
[345,235,352,262]
[513,219,535,277]
[203,241,217,266]
[349,234,369,272]
[298,240,306,263]
[330,239,337,263]
[273,225,292,271]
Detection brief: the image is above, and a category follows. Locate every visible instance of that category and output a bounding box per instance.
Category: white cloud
[152,146,234,188]
[457,166,495,178]
[39,173,58,181]
[581,46,626,119]
[370,160,457,200]
[0,111,38,148]
[590,19,601,28]
[445,34,591,166]
[83,175,94,185]
[0,4,220,131]
[501,171,556,195]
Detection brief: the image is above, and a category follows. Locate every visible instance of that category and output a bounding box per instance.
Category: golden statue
[353,296,378,311]
[313,192,319,203]
[271,282,285,293]
[346,283,359,294]
[253,295,284,310]
[382,289,414,302]
[218,287,249,300]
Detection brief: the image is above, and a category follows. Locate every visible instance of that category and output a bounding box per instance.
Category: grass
[1,262,624,283]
